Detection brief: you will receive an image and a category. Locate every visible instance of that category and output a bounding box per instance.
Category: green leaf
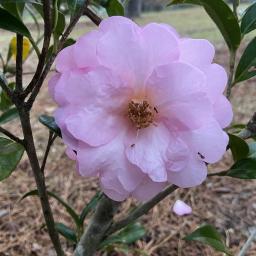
[226,158,256,179]
[21,189,81,228]
[55,222,77,243]
[39,115,61,137]
[1,2,25,20]
[0,137,24,181]
[184,224,232,255]
[228,134,249,162]
[79,192,102,224]
[241,2,256,36]
[0,7,31,37]
[67,0,85,18]
[106,0,124,16]
[235,37,256,83]
[168,0,241,52]
[0,107,18,125]
[0,82,15,111]
[100,222,146,248]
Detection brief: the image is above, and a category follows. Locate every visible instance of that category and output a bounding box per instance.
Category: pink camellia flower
[49,16,233,201]
[172,200,192,216]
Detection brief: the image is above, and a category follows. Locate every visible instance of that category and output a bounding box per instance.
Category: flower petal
[55,45,76,72]
[172,200,192,216]
[213,95,233,128]
[167,155,207,188]
[126,124,170,182]
[182,120,229,163]
[132,178,167,202]
[179,38,215,68]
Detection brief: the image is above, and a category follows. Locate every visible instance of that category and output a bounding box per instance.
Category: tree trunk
[125,0,142,18]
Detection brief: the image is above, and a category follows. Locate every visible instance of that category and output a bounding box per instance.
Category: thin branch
[18,109,64,256]
[40,131,57,173]
[0,72,13,100]
[74,195,119,256]
[84,7,102,26]
[232,0,239,19]
[15,34,23,93]
[23,0,52,98]
[238,228,256,256]
[107,185,178,236]
[0,126,24,145]
[226,50,236,100]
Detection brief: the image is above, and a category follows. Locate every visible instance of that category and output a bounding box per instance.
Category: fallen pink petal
[173,200,192,216]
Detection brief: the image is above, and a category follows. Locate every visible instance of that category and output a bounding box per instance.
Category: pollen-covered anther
[127,99,156,129]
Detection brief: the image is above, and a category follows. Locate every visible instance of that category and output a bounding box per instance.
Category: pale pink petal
[55,45,76,72]
[65,148,76,160]
[165,137,190,172]
[179,38,215,68]
[100,169,130,202]
[141,23,179,66]
[203,64,228,102]
[97,17,149,87]
[65,108,123,147]
[125,124,170,182]
[48,73,61,101]
[74,30,101,68]
[181,120,229,163]
[147,62,206,104]
[77,133,144,191]
[167,156,207,188]
[132,178,167,201]
[173,200,192,216]
[213,95,233,128]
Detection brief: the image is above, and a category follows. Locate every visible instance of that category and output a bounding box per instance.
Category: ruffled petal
[125,124,170,182]
[179,38,215,68]
[181,120,229,163]
[55,45,77,72]
[213,95,233,128]
[132,177,167,201]
[173,200,192,216]
[167,156,207,188]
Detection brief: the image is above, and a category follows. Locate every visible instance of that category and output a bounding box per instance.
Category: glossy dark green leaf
[0,7,30,37]
[1,2,25,20]
[55,222,77,243]
[39,115,61,137]
[226,158,256,179]
[235,37,256,83]
[0,137,24,181]
[100,223,146,248]
[184,224,232,255]
[0,82,15,111]
[241,3,256,36]
[79,192,102,224]
[67,0,85,18]
[0,107,18,125]
[106,0,124,16]
[21,189,80,227]
[228,134,249,161]
[169,0,241,51]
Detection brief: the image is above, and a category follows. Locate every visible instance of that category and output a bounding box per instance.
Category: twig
[40,131,57,173]
[232,0,239,19]
[0,72,13,101]
[18,109,64,256]
[107,185,178,235]
[226,50,236,100]
[23,0,53,98]
[0,126,24,145]
[84,7,102,26]
[238,228,256,256]
[15,34,23,93]
[74,195,119,256]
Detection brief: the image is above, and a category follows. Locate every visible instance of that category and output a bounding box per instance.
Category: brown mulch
[1,31,256,256]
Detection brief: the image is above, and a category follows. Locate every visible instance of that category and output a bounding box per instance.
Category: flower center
[127,99,156,129]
